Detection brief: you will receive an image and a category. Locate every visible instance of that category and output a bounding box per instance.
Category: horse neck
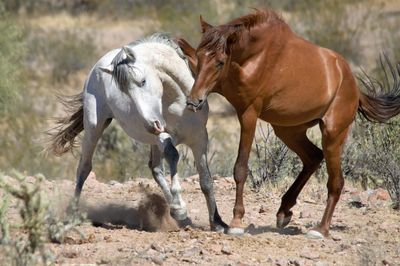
[231,23,289,65]
[153,49,194,101]
[150,47,194,105]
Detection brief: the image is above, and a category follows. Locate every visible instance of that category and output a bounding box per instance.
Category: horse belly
[259,86,332,126]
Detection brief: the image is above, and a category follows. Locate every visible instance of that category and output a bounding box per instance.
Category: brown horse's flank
[183,8,400,237]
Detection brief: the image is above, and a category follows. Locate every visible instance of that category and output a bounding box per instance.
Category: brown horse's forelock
[198,8,284,55]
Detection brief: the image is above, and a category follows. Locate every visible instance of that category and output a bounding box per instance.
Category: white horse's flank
[50,33,226,231]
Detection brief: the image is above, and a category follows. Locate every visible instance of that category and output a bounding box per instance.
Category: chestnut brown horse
[178,9,400,238]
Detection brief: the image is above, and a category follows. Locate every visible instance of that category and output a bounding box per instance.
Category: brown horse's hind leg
[272,125,323,229]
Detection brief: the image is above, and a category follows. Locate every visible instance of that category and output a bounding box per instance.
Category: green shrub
[287,0,374,64]
[28,29,98,82]
[0,171,84,265]
[0,5,25,116]
[248,124,301,189]
[94,122,150,181]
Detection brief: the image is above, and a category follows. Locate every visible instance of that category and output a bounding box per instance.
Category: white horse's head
[100,46,165,135]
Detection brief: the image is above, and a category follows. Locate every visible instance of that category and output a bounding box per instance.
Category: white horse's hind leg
[157,133,187,220]
[75,117,111,199]
[190,129,227,232]
[148,145,173,204]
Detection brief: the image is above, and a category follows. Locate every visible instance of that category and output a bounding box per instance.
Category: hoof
[212,224,226,233]
[227,227,245,236]
[170,208,188,221]
[276,211,293,229]
[306,229,325,239]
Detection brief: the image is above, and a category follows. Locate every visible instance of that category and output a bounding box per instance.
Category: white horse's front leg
[156,133,187,221]
[148,145,173,204]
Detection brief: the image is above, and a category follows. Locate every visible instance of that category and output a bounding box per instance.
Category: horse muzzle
[186,98,205,112]
[146,120,165,135]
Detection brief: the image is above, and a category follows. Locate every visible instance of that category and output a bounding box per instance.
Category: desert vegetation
[0,0,399,263]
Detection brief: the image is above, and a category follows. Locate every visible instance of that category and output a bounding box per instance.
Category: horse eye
[216,60,224,69]
[140,79,146,87]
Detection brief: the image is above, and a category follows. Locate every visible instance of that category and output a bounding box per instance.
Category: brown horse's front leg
[228,107,258,235]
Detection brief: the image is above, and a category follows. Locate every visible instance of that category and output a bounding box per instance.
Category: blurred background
[0,0,399,197]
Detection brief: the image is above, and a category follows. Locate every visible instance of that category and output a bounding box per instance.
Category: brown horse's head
[184,11,269,111]
[184,16,238,111]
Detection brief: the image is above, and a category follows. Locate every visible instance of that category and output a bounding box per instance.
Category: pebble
[300,250,320,260]
[299,210,311,218]
[275,258,288,266]
[181,247,201,257]
[221,244,232,255]
[151,255,165,265]
[315,261,330,266]
[151,242,164,253]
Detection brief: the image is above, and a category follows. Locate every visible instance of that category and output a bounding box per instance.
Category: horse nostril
[198,99,203,104]
[153,120,164,134]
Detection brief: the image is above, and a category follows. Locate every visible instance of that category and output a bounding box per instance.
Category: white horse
[49,33,226,231]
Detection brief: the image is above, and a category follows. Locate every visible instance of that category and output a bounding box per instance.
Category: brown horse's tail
[48,93,84,156]
[357,54,400,123]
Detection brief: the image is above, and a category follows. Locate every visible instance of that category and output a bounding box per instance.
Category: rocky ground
[1,173,399,265]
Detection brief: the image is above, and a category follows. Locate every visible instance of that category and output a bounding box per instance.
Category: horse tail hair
[48,92,84,156]
[357,54,400,123]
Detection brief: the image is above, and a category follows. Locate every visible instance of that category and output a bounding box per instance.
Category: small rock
[181,247,201,257]
[221,244,232,255]
[151,255,165,265]
[108,180,119,186]
[289,259,301,266]
[300,250,320,260]
[146,248,159,257]
[331,235,342,241]
[275,258,288,266]
[98,258,111,264]
[151,242,164,253]
[368,188,391,202]
[259,205,267,213]
[210,243,222,254]
[61,250,78,258]
[299,211,311,219]
[315,261,330,266]
[178,231,190,239]
[104,235,112,242]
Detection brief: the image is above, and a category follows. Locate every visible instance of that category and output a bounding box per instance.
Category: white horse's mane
[110,33,191,92]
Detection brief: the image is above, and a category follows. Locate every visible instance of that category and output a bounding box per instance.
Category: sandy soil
[3,173,399,266]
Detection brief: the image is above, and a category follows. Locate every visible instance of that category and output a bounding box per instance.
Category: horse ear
[99,64,113,75]
[123,46,135,61]
[200,15,213,33]
[176,37,198,76]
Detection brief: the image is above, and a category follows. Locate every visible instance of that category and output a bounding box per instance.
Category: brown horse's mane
[198,8,284,55]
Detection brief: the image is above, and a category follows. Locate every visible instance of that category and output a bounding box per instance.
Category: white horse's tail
[48,93,84,156]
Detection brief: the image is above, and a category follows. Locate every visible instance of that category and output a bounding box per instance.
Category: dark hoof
[212,221,228,233]
[276,211,293,229]
[177,217,193,228]
[170,208,188,221]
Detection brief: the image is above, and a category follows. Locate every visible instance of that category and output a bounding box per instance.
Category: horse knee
[233,162,248,183]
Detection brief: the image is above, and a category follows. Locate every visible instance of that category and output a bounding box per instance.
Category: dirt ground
[3,172,398,266]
